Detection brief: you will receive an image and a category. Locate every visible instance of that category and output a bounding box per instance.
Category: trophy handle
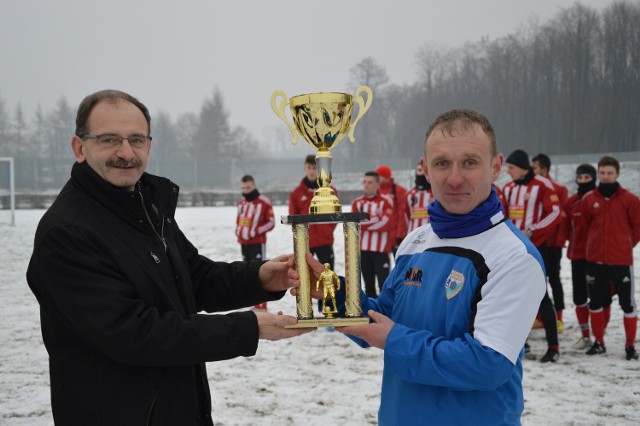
[270,90,299,145]
[347,86,373,142]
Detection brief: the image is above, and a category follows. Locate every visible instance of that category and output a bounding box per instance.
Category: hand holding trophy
[270,87,373,328]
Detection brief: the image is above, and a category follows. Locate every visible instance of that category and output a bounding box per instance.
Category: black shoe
[540,348,559,363]
[586,341,606,355]
[625,346,639,361]
[523,342,537,360]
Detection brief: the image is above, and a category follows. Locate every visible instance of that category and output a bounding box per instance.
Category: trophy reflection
[271,87,373,328]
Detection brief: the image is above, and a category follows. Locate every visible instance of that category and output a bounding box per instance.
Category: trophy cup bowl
[271,87,373,214]
[288,92,354,151]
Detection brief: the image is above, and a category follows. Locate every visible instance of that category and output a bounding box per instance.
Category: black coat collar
[70,162,179,224]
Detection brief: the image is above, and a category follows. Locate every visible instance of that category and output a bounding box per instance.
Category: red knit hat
[376,165,392,180]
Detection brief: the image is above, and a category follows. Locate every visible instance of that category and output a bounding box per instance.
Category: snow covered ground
[1,205,639,425]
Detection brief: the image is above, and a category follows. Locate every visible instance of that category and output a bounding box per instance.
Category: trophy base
[285,317,371,329]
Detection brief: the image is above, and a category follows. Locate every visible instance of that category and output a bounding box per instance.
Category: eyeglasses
[80,134,152,148]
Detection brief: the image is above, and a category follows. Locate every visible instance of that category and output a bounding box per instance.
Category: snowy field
[1,205,639,425]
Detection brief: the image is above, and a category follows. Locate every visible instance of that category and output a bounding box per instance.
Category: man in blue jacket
[26,89,310,425]
[296,109,545,425]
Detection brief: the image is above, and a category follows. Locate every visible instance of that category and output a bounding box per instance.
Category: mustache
[107,159,142,168]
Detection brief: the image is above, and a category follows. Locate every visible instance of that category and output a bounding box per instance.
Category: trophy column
[282,212,370,328]
[343,221,362,318]
[292,223,313,319]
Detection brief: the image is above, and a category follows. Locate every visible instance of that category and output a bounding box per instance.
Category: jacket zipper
[146,392,158,425]
[139,190,167,252]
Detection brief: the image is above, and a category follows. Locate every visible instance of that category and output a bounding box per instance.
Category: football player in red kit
[563,164,597,349]
[352,171,394,297]
[581,156,640,360]
[236,175,275,310]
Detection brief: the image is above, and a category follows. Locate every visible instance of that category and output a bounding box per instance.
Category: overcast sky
[1,0,614,141]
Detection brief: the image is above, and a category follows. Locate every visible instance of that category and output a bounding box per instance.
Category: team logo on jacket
[403,267,423,286]
[445,270,464,300]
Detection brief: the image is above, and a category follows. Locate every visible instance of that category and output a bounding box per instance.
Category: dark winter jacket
[26,162,284,425]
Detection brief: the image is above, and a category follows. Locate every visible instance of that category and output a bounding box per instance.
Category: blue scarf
[428,186,503,239]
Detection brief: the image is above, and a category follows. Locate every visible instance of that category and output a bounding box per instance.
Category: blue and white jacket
[353,196,545,425]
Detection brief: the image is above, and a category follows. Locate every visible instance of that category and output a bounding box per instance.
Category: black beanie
[576,164,596,181]
[506,149,530,170]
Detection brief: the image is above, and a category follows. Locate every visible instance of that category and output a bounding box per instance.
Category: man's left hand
[338,310,394,349]
[258,254,296,293]
[255,311,315,340]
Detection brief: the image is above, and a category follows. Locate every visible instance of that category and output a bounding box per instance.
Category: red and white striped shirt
[502,174,561,247]
[351,193,394,253]
[404,187,434,232]
[236,194,275,245]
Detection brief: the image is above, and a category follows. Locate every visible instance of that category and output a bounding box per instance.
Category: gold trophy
[271,87,373,328]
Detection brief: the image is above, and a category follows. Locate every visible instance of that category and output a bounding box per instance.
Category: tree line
[343,0,640,162]
[1,1,638,191]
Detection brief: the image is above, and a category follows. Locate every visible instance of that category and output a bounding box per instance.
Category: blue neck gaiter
[428,186,504,239]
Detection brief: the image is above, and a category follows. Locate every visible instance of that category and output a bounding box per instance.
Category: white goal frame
[0,157,15,226]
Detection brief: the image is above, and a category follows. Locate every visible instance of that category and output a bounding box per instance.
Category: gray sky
[1,0,613,141]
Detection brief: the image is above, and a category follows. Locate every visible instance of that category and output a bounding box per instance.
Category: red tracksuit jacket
[580,186,640,266]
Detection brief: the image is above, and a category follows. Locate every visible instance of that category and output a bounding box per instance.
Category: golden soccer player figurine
[316,263,341,318]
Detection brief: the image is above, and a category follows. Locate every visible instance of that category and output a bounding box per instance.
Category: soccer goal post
[0,157,15,226]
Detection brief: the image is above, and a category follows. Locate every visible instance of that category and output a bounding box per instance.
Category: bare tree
[347,56,389,93]
[415,44,454,93]
[601,0,640,151]
[548,4,600,153]
[346,57,389,160]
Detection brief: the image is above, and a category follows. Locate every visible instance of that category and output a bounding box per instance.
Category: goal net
[0,157,15,226]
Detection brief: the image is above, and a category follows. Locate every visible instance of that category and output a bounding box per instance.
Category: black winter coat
[27,162,284,425]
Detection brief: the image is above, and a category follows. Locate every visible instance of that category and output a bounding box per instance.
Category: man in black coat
[26,89,311,425]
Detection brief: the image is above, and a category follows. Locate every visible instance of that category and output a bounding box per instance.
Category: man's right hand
[255,311,315,340]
